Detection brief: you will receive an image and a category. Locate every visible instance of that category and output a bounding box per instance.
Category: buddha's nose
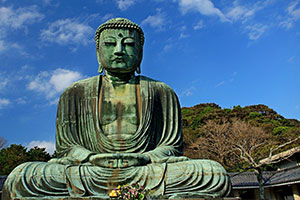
[114,42,125,56]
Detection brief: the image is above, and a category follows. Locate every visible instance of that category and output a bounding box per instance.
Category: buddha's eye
[123,38,135,47]
[102,39,116,46]
[103,41,116,46]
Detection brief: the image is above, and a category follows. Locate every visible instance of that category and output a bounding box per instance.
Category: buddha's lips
[113,57,125,62]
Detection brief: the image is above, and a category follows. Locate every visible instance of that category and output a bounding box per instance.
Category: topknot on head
[95,18,144,50]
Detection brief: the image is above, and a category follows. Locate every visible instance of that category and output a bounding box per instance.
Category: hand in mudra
[89,153,150,168]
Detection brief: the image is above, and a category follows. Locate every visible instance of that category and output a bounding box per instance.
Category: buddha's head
[95,18,144,74]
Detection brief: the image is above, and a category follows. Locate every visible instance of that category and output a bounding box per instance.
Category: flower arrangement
[109,183,151,200]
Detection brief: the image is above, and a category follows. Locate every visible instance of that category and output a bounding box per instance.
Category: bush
[272,126,290,136]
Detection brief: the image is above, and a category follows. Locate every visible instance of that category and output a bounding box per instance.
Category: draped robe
[2,75,231,199]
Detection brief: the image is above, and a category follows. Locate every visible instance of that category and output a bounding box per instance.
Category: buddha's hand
[89,153,150,168]
[48,157,81,165]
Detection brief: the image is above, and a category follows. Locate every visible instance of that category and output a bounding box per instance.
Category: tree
[0,144,52,175]
[27,146,51,162]
[186,119,300,200]
[0,144,28,175]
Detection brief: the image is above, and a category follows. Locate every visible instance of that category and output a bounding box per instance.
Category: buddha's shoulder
[139,75,174,92]
[62,76,99,94]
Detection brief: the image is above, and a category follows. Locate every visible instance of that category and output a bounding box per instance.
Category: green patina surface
[2,18,231,200]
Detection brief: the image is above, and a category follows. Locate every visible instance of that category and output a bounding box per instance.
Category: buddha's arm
[141,81,184,163]
[53,81,100,165]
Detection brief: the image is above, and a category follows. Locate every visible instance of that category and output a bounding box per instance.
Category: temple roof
[229,165,300,189]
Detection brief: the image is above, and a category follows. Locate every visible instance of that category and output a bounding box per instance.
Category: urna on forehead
[95,18,144,49]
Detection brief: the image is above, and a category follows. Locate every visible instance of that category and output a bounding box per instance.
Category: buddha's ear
[96,50,103,74]
[136,49,143,74]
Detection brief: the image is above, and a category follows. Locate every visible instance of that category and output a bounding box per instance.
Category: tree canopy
[182,103,300,172]
[0,144,51,175]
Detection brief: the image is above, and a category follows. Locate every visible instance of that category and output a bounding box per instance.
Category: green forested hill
[181,103,300,171]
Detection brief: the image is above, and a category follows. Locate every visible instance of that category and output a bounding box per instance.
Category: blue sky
[0,0,299,154]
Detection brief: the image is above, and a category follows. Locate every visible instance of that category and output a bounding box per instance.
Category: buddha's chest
[99,82,140,138]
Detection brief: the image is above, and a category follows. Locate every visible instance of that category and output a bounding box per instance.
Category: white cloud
[27,140,55,155]
[0,6,43,53]
[116,0,135,11]
[0,6,43,37]
[50,69,82,92]
[142,9,166,30]
[245,24,267,40]
[193,20,204,30]
[28,68,83,102]
[280,1,300,29]
[0,98,10,109]
[178,0,229,22]
[41,18,94,46]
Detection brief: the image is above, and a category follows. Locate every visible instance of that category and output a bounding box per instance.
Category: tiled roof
[229,165,300,188]
[266,165,300,186]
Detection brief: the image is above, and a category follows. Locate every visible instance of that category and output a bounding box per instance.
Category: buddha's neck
[104,71,135,85]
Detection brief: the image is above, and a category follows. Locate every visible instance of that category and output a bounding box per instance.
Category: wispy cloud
[178,0,229,22]
[245,23,268,40]
[142,9,166,30]
[0,98,10,109]
[0,6,43,53]
[41,18,94,46]
[225,1,272,23]
[215,81,225,88]
[0,40,24,54]
[16,97,27,105]
[27,140,55,154]
[180,86,196,97]
[102,13,114,22]
[0,73,9,92]
[280,1,300,29]
[0,40,6,52]
[193,20,204,30]
[179,32,189,39]
[226,5,256,23]
[215,72,238,88]
[0,6,43,34]
[288,56,295,63]
[116,0,135,11]
[224,1,273,40]
[27,68,83,104]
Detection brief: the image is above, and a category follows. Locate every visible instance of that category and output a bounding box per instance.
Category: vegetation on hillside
[0,144,51,175]
[182,103,300,172]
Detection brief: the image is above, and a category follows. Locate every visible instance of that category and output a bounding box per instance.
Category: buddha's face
[99,28,142,73]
